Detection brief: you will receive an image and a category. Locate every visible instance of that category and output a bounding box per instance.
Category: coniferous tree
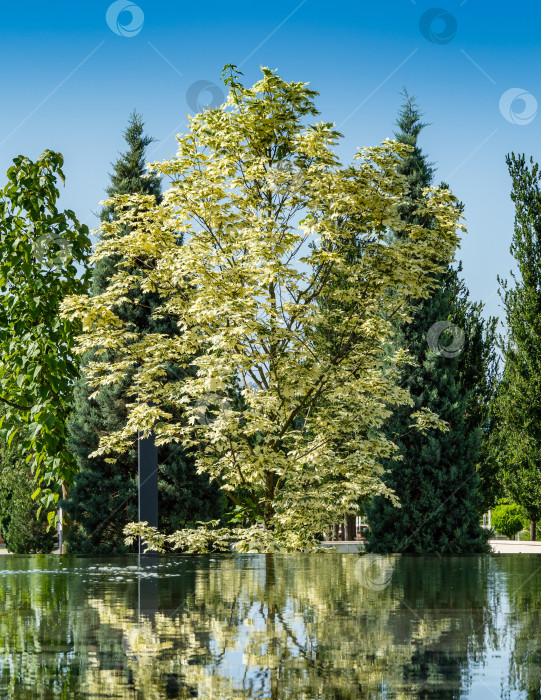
[448,267,501,511]
[365,92,491,553]
[63,112,223,554]
[490,153,541,540]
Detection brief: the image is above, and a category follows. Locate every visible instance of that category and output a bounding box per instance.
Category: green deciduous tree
[62,67,461,551]
[0,151,91,530]
[63,112,223,554]
[492,153,541,540]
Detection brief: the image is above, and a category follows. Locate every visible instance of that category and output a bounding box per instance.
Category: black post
[138,430,158,555]
[138,429,159,622]
[138,564,159,623]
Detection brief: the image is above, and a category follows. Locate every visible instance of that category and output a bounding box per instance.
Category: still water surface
[0,553,539,698]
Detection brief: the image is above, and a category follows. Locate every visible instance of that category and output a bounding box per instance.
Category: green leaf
[7,428,17,448]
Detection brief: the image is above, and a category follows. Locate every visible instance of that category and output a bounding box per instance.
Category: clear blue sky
[1,1,538,325]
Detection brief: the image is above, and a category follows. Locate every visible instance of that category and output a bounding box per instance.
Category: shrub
[491,503,526,539]
[0,455,56,554]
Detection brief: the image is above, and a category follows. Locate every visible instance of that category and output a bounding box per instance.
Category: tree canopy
[61,67,462,550]
[491,153,541,533]
[0,151,91,525]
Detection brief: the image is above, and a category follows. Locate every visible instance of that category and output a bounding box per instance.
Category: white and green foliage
[61,67,461,549]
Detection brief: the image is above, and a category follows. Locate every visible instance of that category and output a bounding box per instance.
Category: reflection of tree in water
[0,557,82,697]
[0,554,508,699]
[395,556,496,698]
[494,555,541,698]
[77,555,498,698]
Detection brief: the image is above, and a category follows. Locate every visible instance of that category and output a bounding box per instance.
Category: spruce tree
[63,113,223,554]
[365,92,490,553]
[448,266,500,511]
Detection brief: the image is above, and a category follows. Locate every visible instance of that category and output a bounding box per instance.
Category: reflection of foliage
[496,555,541,697]
[0,554,500,698]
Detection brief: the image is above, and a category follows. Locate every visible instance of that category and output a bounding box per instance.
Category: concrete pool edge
[1,541,540,554]
[321,541,541,554]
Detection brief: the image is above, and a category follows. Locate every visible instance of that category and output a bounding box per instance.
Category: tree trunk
[345,514,356,541]
[332,523,339,541]
[531,519,537,541]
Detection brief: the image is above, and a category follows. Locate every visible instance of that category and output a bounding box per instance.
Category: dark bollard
[138,430,158,554]
[138,430,159,622]
[138,553,159,624]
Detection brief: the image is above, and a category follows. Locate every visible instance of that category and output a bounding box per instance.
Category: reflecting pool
[0,553,540,698]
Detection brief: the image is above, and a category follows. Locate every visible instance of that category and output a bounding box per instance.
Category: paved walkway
[0,548,60,555]
[322,540,541,554]
[489,539,541,553]
[321,541,364,553]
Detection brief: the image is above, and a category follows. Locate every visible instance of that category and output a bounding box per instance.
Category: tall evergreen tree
[449,268,500,511]
[63,112,223,554]
[490,153,541,540]
[393,89,435,230]
[365,92,491,553]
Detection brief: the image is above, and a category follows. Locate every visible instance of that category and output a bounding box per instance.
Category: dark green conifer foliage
[393,88,435,231]
[365,92,491,553]
[63,113,223,554]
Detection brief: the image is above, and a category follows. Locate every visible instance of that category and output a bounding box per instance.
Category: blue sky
[0,1,538,325]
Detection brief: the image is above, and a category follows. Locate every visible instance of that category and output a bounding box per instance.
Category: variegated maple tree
[62,67,462,550]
